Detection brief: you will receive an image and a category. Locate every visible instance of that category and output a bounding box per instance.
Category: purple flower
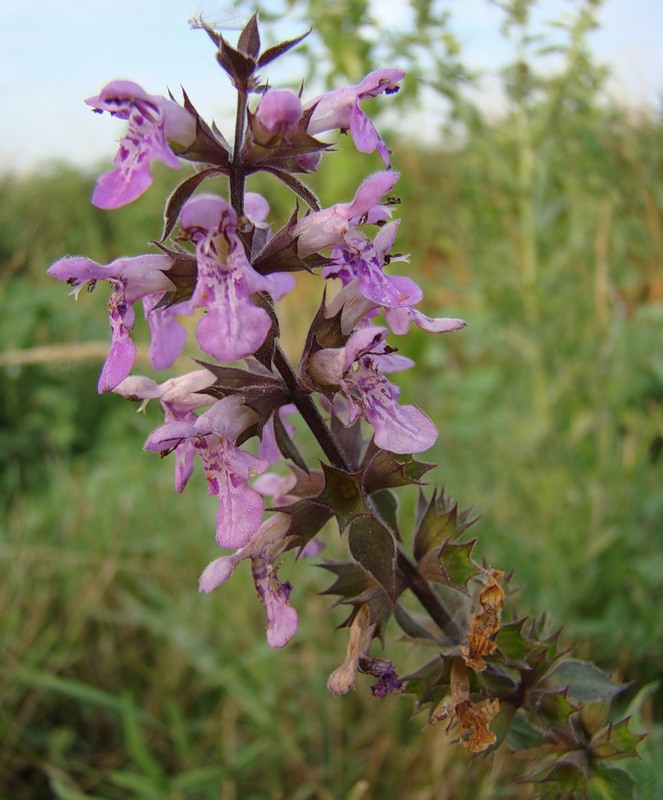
[145,395,268,548]
[48,254,175,392]
[304,69,405,165]
[86,81,195,209]
[252,89,302,144]
[115,370,215,492]
[294,171,400,256]
[325,278,467,337]
[252,556,299,648]
[332,221,422,308]
[142,293,190,370]
[384,305,467,335]
[180,194,289,363]
[198,512,299,648]
[309,327,438,454]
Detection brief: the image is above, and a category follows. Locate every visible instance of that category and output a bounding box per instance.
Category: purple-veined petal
[144,420,197,453]
[143,293,188,370]
[86,81,194,209]
[384,305,467,335]
[252,556,298,648]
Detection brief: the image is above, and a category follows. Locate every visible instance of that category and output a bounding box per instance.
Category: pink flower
[48,254,174,392]
[86,80,195,208]
[304,69,405,165]
[145,396,268,548]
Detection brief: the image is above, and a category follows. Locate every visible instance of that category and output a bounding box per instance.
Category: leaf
[542,660,628,703]
[530,688,579,727]
[588,765,637,800]
[362,446,434,494]
[317,463,371,532]
[258,28,311,67]
[273,408,308,472]
[250,290,280,369]
[495,618,532,661]
[237,12,260,58]
[393,603,439,641]
[414,488,479,561]
[319,560,376,601]
[216,37,255,84]
[281,498,332,549]
[438,539,481,589]
[161,168,224,241]
[369,489,399,536]
[348,517,397,601]
[521,749,590,789]
[258,166,321,211]
[591,718,646,760]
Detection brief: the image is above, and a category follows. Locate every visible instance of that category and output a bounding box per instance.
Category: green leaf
[438,538,481,589]
[370,489,400,535]
[414,488,479,560]
[348,517,397,600]
[495,618,532,661]
[319,560,376,601]
[393,603,439,641]
[530,688,578,727]
[282,498,332,549]
[543,659,628,702]
[588,764,637,800]
[591,718,646,760]
[362,446,434,493]
[318,463,371,532]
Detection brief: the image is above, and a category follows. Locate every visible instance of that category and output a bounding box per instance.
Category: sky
[1,0,662,173]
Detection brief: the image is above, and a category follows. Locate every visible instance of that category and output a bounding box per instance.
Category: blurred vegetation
[2,0,662,797]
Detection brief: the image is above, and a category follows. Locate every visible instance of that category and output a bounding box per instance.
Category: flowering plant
[49,14,643,797]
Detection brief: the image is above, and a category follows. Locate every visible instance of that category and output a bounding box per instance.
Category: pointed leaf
[273,409,309,473]
[369,489,399,537]
[495,619,532,662]
[251,290,280,369]
[319,560,376,601]
[414,488,479,561]
[282,498,332,549]
[590,718,646,760]
[258,166,321,211]
[258,28,311,67]
[393,603,438,642]
[530,688,579,727]
[237,12,260,58]
[161,168,224,241]
[217,38,255,83]
[348,517,397,601]
[318,463,370,532]
[543,660,628,703]
[363,446,434,494]
[438,539,481,589]
[588,764,637,800]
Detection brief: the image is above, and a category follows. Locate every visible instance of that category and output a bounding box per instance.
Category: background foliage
[1,0,661,796]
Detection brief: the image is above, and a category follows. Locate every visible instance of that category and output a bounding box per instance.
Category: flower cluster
[49,16,639,795]
[48,15,465,648]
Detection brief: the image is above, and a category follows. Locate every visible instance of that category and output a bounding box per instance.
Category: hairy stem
[230,87,248,217]
[273,344,349,470]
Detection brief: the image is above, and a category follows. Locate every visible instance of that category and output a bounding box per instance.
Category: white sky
[1,0,662,173]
